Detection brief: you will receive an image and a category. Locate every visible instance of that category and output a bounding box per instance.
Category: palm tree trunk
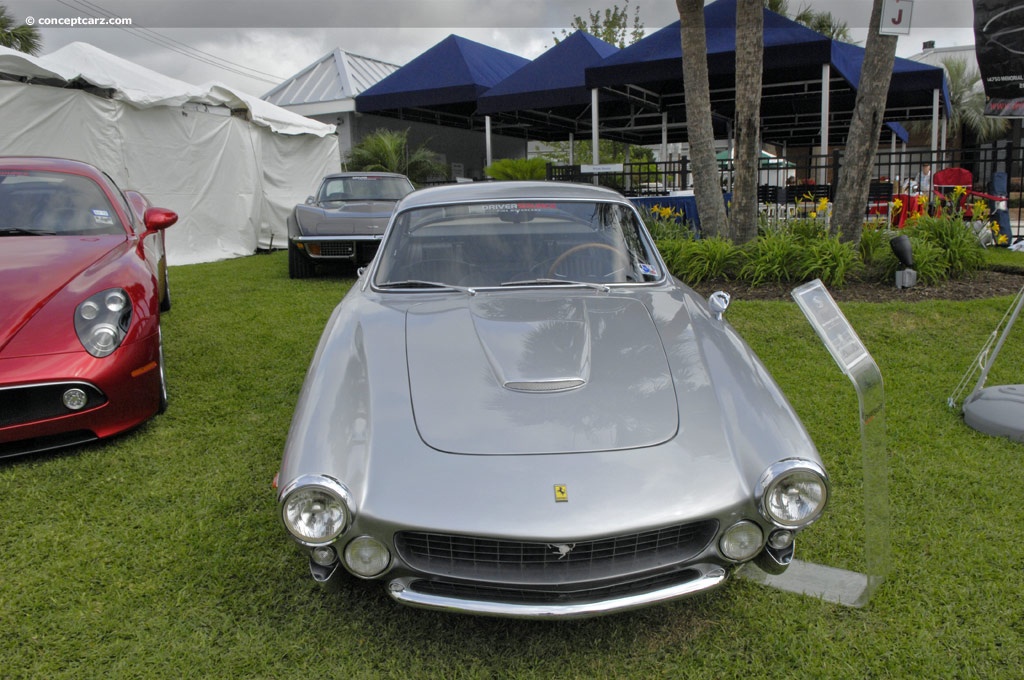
[677,0,729,238]
[731,0,764,244]
[831,0,897,243]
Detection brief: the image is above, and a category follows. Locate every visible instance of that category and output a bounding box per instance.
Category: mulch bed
[689,269,1024,303]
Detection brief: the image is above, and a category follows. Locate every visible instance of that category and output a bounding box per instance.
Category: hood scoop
[470,298,592,394]
[504,378,586,393]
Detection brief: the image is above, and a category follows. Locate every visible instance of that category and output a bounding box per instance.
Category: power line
[53,0,287,85]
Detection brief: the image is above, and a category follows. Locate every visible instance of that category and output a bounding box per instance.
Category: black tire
[289,240,315,279]
[156,327,168,415]
[159,264,172,312]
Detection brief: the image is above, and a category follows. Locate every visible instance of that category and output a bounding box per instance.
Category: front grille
[395,520,718,585]
[0,382,106,428]
[318,241,355,257]
[406,567,704,605]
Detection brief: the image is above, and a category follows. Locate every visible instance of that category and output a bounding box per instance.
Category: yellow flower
[998,233,1009,245]
[809,212,817,219]
[816,197,829,214]
[893,198,904,215]
[953,185,967,200]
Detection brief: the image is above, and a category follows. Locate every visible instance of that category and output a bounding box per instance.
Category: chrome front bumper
[386,564,729,619]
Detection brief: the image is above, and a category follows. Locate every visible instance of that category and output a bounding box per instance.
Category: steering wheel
[547,243,628,279]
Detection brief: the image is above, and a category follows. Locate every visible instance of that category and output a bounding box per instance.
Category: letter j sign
[880,0,914,35]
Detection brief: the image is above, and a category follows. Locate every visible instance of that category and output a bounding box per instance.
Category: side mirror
[144,207,178,231]
[305,196,316,205]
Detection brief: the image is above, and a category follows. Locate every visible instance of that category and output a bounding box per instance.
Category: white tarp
[0,43,339,264]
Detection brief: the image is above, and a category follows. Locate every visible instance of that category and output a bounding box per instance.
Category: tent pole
[819,63,830,186]
[485,115,492,168]
[591,88,600,166]
[931,88,939,157]
[569,133,575,166]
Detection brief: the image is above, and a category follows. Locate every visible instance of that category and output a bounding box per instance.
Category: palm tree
[731,0,764,244]
[346,129,447,184]
[677,0,729,238]
[763,0,852,41]
[941,57,1009,145]
[0,5,41,55]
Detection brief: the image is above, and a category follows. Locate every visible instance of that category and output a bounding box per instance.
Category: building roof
[261,49,400,117]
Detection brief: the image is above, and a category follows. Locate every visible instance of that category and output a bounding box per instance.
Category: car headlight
[279,475,353,546]
[343,536,391,578]
[757,459,829,528]
[75,288,132,357]
[720,520,764,561]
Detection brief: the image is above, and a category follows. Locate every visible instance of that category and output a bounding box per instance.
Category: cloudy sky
[6,0,978,97]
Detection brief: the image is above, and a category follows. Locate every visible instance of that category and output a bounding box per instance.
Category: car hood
[0,236,123,350]
[299,201,395,235]
[406,294,679,454]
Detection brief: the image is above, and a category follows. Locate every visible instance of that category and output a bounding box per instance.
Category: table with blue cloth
[631,193,731,235]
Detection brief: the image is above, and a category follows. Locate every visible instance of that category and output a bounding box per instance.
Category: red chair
[933,167,975,215]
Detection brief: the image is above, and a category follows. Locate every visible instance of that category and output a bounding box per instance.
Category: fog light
[343,536,391,577]
[311,545,337,567]
[720,521,764,561]
[63,388,88,411]
[768,530,795,550]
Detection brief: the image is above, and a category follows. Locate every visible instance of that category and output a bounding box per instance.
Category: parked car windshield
[373,200,663,289]
[318,176,414,203]
[0,170,122,236]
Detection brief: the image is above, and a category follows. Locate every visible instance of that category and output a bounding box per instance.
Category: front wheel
[289,240,315,279]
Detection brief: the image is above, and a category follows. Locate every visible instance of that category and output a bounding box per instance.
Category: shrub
[660,236,742,285]
[483,157,549,180]
[798,235,864,287]
[878,236,949,285]
[904,215,986,278]
[738,228,802,286]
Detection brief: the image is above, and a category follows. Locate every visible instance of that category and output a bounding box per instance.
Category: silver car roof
[396,181,633,211]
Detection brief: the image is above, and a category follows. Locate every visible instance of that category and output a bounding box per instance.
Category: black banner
[974,0,1024,117]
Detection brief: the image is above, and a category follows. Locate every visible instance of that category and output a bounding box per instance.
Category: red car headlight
[75,288,132,357]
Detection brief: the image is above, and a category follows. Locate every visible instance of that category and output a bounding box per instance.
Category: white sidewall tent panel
[0,43,339,265]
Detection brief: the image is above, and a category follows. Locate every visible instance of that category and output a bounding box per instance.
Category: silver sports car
[287,171,415,278]
[275,181,828,618]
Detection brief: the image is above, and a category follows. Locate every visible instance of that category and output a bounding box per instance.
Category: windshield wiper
[0,227,56,236]
[500,278,611,292]
[375,280,476,294]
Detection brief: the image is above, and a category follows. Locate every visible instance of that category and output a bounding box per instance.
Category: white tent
[0,43,339,265]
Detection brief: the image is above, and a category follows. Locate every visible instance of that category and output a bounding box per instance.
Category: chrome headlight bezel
[756,459,829,529]
[279,475,354,547]
[74,288,132,358]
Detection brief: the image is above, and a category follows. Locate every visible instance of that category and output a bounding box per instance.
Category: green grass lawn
[2,250,1022,678]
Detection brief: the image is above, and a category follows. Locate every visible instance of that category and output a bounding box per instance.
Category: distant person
[916,163,932,195]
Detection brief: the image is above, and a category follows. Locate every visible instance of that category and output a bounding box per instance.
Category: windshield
[0,170,123,236]
[317,175,414,203]
[373,200,662,289]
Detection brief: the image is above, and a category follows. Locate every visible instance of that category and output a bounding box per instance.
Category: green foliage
[346,128,447,184]
[878,236,950,285]
[738,227,802,286]
[660,236,742,284]
[0,5,41,54]
[904,215,987,278]
[639,204,696,242]
[554,1,644,47]
[858,224,893,267]
[483,157,548,180]
[797,234,863,287]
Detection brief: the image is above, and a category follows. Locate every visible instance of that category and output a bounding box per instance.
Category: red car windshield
[0,170,122,236]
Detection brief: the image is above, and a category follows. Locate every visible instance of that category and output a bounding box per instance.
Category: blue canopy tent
[475,31,622,142]
[355,34,529,132]
[581,0,949,149]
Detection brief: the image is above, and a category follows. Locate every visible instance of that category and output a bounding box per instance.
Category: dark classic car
[275,181,828,618]
[287,171,415,278]
[0,157,178,458]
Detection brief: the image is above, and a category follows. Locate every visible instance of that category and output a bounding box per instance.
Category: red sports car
[0,157,178,458]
